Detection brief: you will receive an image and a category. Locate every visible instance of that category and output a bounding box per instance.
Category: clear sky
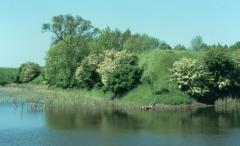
[0,0,240,67]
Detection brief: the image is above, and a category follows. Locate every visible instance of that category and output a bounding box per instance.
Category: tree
[158,41,172,50]
[90,28,132,54]
[208,43,228,50]
[191,36,208,51]
[75,54,103,89]
[17,62,41,83]
[174,44,187,50]
[204,48,238,93]
[171,58,212,98]
[44,36,89,88]
[230,41,240,50]
[42,14,98,44]
[123,34,159,52]
[96,49,138,86]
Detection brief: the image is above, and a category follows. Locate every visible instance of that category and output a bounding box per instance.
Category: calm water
[1,103,240,146]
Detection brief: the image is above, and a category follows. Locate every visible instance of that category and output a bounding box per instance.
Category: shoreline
[0,84,213,111]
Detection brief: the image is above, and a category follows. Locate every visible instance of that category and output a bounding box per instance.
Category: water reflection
[46,108,140,131]
[45,106,240,135]
[2,104,240,146]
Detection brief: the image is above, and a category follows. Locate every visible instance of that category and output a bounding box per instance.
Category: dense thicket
[204,48,238,93]
[75,54,103,89]
[44,36,89,88]
[16,62,41,83]
[107,64,142,96]
[171,48,240,103]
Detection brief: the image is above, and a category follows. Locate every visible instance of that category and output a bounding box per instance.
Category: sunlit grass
[123,50,204,104]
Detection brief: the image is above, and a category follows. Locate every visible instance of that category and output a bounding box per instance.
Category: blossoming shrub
[75,54,103,89]
[96,49,138,86]
[171,58,212,97]
[17,62,41,83]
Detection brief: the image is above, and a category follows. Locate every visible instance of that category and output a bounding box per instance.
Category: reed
[0,84,140,111]
[215,97,240,112]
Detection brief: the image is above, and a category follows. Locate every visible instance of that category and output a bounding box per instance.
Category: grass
[0,67,18,85]
[122,50,204,104]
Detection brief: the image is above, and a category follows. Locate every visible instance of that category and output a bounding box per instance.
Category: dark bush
[106,64,143,96]
[204,48,238,93]
[158,41,172,50]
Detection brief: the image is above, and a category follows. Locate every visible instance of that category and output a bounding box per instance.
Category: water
[1,104,240,146]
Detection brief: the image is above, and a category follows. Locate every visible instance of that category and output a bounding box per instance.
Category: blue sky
[0,0,240,67]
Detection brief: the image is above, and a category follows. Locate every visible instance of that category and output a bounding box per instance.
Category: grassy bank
[0,84,210,111]
[0,50,205,106]
[0,67,18,85]
[122,50,204,104]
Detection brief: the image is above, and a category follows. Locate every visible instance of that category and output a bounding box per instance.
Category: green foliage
[97,49,137,86]
[42,14,98,44]
[123,50,202,104]
[174,44,187,50]
[40,14,240,105]
[191,36,208,51]
[75,54,103,89]
[106,64,142,96]
[0,68,18,85]
[158,41,172,50]
[17,62,41,83]
[170,48,240,103]
[171,58,212,97]
[232,50,240,69]
[30,75,45,84]
[230,41,240,50]
[204,48,238,92]
[90,28,131,54]
[123,34,159,52]
[44,36,89,88]
[208,44,228,50]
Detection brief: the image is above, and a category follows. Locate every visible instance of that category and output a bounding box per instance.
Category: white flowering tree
[171,58,212,97]
[96,49,137,86]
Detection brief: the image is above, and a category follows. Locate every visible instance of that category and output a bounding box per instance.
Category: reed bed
[0,84,141,112]
[215,97,240,112]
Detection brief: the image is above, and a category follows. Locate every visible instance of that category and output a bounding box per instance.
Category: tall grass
[0,84,141,111]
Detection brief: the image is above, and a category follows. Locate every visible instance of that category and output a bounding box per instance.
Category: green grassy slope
[122,50,204,105]
[0,67,18,85]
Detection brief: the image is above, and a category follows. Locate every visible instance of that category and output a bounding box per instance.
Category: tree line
[15,14,240,102]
